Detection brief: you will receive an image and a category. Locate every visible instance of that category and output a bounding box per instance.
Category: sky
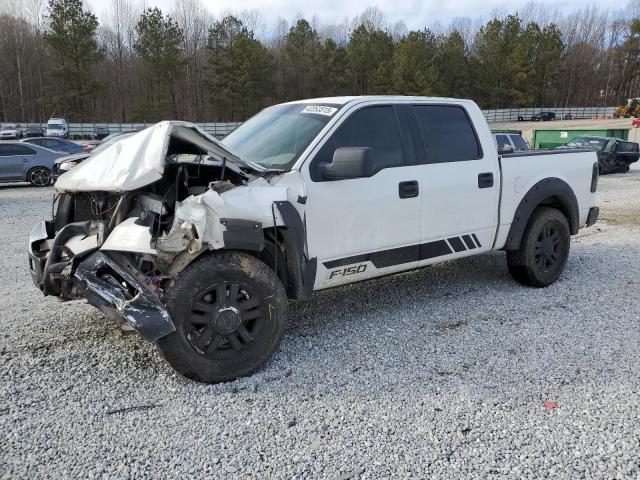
[129,0,626,30]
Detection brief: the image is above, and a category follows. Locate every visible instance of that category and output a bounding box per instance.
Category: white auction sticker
[301,105,338,116]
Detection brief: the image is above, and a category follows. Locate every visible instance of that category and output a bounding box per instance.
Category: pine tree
[347,25,394,95]
[206,17,274,120]
[133,8,185,121]
[44,0,103,120]
[284,20,321,100]
[393,30,438,95]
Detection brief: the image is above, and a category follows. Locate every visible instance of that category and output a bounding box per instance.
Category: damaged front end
[28,121,309,342]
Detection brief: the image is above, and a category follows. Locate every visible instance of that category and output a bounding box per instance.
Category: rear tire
[506,207,570,287]
[27,167,51,187]
[157,251,288,384]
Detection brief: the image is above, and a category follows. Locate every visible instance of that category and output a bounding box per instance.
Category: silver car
[0,142,63,186]
[1,123,24,140]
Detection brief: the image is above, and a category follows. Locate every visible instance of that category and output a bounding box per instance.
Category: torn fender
[159,178,291,254]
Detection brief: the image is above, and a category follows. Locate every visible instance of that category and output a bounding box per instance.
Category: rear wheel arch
[505,178,578,251]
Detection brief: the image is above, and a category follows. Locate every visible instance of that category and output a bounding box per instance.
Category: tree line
[0,0,639,123]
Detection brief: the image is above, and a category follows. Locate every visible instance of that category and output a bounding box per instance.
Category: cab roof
[285,95,470,106]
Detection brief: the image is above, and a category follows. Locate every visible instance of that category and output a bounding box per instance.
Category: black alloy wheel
[186,281,265,359]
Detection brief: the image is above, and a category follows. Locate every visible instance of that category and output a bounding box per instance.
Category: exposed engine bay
[28,122,314,341]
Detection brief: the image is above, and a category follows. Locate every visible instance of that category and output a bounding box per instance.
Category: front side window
[221,103,339,170]
[311,105,404,181]
[413,105,481,163]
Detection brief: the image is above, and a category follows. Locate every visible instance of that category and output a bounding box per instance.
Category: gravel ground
[1,166,639,479]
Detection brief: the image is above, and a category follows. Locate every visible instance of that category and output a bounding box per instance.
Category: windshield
[2,125,16,130]
[48,123,62,130]
[221,103,339,169]
[566,137,607,150]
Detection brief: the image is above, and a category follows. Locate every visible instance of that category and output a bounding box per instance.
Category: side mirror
[320,147,374,180]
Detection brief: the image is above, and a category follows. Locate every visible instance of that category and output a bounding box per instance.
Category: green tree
[521,23,563,105]
[133,8,185,121]
[347,24,394,94]
[436,30,472,98]
[44,0,103,120]
[284,20,321,99]
[313,39,352,96]
[393,30,439,95]
[225,33,275,119]
[206,17,274,120]
[472,15,524,107]
[207,16,246,118]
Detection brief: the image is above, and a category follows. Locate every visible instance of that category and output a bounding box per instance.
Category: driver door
[302,105,422,289]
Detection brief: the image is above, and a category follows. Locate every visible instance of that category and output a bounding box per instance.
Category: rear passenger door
[0,144,35,181]
[411,104,499,264]
[303,105,422,288]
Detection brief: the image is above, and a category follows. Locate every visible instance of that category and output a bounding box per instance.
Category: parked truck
[28,96,599,383]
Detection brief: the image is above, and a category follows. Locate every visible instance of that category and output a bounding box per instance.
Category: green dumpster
[533,129,629,149]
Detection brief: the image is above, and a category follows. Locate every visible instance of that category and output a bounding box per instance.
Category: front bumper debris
[28,220,175,341]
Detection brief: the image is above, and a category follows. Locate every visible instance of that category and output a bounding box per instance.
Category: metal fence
[481,106,618,123]
[5,106,620,138]
[8,121,243,139]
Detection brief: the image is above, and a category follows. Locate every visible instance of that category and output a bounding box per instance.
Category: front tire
[157,252,288,384]
[27,167,51,187]
[506,207,570,287]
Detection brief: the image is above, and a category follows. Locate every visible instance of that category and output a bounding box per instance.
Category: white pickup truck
[28,96,599,383]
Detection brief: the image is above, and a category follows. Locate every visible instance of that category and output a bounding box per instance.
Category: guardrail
[481,107,617,123]
[4,106,621,138]
[5,122,243,139]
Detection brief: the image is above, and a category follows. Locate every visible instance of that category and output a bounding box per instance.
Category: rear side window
[413,105,481,163]
[42,139,61,148]
[510,135,528,150]
[311,106,404,180]
[0,144,36,156]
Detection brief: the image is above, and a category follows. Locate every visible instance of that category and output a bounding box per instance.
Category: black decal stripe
[462,235,476,249]
[323,240,452,269]
[447,237,466,252]
[323,253,370,269]
[472,233,481,248]
[419,240,452,260]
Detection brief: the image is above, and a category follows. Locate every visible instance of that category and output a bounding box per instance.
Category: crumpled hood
[54,121,260,193]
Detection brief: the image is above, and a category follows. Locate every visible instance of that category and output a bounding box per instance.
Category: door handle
[478,172,494,188]
[21,159,28,163]
[399,180,419,198]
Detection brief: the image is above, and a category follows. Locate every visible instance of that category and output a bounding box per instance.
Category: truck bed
[494,148,598,249]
